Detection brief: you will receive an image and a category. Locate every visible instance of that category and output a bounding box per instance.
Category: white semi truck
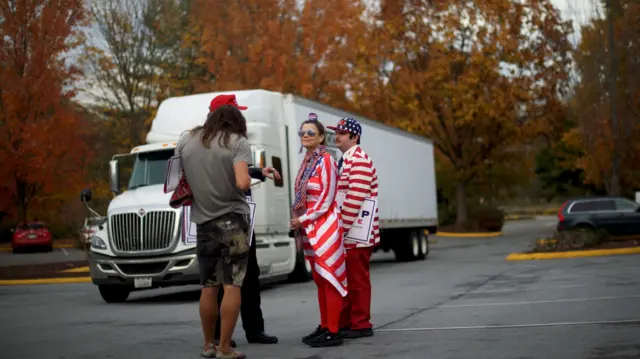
[80,89,438,303]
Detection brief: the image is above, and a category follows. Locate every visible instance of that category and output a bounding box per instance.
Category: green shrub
[437,205,457,227]
[437,203,505,232]
[0,224,15,243]
[469,204,505,232]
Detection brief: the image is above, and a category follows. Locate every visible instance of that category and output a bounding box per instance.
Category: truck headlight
[90,236,107,250]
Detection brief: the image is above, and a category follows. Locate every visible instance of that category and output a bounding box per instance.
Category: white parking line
[439,294,640,308]
[61,248,68,256]
[377,319,640,332]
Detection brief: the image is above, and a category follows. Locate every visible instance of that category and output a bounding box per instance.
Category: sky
[551,0,602,44]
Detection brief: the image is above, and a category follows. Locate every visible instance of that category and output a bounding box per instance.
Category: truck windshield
[128,149,174,190]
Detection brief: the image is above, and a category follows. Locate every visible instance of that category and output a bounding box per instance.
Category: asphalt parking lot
[1,218,639,359]
[0,247,86,267]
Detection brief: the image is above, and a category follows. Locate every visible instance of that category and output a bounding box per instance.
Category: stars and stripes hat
[327,117,362,137]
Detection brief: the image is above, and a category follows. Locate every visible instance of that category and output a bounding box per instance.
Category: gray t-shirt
[175,130,253,224]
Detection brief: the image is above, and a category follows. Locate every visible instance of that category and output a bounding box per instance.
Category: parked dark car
[557,196,640,237]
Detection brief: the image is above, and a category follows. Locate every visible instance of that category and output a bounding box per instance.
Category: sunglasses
[298,129,317,137]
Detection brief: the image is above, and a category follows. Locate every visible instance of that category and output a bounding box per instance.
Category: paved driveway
[1,218,639,359]
[0,247,86,267]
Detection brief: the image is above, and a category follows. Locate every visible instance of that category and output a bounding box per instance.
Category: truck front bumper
[89,249,200,289]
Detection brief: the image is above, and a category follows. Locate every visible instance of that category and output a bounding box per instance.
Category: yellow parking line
[59,266,90,273]
[506,247,640,260]
[0,277,92,286]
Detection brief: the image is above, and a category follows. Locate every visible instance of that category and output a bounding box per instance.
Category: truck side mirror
[109,159,120,195]
[80,189,93,202]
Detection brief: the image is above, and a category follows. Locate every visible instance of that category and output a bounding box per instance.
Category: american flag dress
[297,153,348,297]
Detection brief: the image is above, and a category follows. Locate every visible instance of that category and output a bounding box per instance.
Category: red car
[12,222,53,253]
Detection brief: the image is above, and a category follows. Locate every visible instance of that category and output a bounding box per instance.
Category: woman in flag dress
[290,113,347,348]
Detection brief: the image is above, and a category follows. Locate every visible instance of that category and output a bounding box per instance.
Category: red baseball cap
[208,94,248,112]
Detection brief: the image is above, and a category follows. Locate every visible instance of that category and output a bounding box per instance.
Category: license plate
[134,277,152,288]
[28,234,37,239]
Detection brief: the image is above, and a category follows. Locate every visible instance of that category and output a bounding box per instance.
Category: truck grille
[109,211,177,253]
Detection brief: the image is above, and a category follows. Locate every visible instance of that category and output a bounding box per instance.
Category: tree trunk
[455,181,468,230]
[15,177,28,224]
[610,168,621,196]
[606,0,621,197]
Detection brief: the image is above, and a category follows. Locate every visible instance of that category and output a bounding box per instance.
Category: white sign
[182,196,256,245]
[164,155,182,193]
[336,192,346,209]
[246,195,256,246]
[336,192,378,244]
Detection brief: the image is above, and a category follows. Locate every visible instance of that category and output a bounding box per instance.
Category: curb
[0,277,92,286]
[436,232,502,238]
[506,246,640,261]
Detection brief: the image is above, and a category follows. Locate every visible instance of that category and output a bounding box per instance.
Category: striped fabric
[337,145,380,249]
[298,152,348,297]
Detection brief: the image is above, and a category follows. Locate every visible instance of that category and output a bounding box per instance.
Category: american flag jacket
[337,145,380,249]
[298,153,348,296]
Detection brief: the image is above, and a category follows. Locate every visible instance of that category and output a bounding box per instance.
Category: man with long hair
[213,161,280,347]
[175,94,253,359]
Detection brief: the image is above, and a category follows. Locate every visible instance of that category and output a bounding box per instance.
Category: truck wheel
[393,230,420,262]
[98,285,131,303]
[288,249,312,283]
[417,230,429,260]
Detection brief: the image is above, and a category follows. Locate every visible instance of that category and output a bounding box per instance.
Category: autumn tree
[149,0,207,98]
[83,0,177,151]
[349,0,574,227]
[570,0,640,194]
[0,0,93,223]
[184,0,367,107]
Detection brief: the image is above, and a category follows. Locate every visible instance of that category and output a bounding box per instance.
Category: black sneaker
[342,328,374,339]
[305,331,344,348]
[246,332,278,344]
[301,325,327,344]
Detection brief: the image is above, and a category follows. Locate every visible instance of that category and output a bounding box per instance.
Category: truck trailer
[81,89,438,303]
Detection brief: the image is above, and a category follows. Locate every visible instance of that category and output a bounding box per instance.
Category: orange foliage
[0,0,93,223]
[348,0,573,224]
[187,0,367,107]
[570,1,640,193]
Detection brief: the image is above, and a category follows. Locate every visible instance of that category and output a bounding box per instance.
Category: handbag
[169,174,193,208]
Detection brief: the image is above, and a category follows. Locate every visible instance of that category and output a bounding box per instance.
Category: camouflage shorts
[196,212,250,288]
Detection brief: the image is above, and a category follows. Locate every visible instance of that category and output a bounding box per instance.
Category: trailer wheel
[417,230,429,260]
[393,229,420,262]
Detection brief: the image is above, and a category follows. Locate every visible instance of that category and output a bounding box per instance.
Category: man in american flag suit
[327,117,379,339]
